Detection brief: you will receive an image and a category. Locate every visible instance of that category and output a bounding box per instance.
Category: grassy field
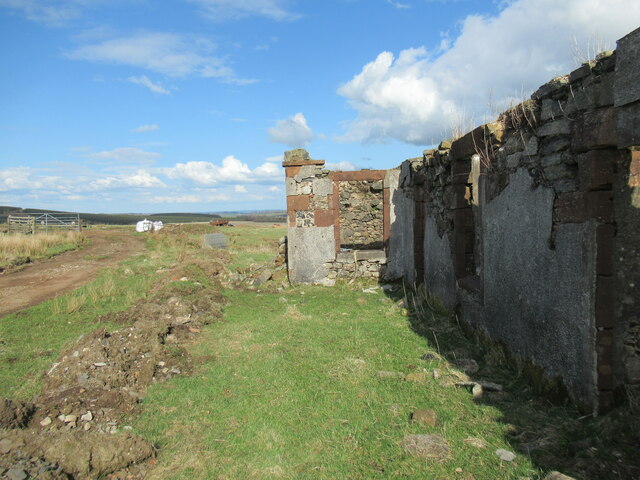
[1,223,638,479]
[0,231,84,269]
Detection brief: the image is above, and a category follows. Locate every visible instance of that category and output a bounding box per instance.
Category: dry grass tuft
[0,231,82,266]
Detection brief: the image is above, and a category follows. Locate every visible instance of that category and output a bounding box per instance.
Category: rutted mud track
[0,228,230,479]
[0,229,145,318]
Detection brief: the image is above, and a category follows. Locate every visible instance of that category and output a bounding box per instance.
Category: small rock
[432,369,441,379]
[6,469,27,480]
[544,472,577,480]
[93,362,107,367]
[455,467,463,473]
[64,414,77,424]
[84,423,91,431]
[157,361,165,367]
[421,353,436,360]
[411,409,438,427]
[57,414,66,422]
[40,416,52,427]
[376,371,404,379]
[362,287,378,294]
[472,383,483,399]
[405,372,428,383]
[495,448,516,461]
[464,437,488,448]
[81,411,93,422]
[0,438,13,454]
[401,434,451,460]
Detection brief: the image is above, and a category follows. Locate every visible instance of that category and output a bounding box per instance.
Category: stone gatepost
[282,149,337,284]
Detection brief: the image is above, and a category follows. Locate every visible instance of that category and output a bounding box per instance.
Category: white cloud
[162,155,283,185]
[326,161,357,171]
[234,185,248,193]
[187,0,300,21]
[268,186,280,192]
[88,170,166,190]
[0,167,45,191]
[68,32,251,83]
[268,112,315,147]
[88,147,159,165]
[387,0,410,9]
[128,76,170,94]
[338,0,640,145]
[131,123,160,133]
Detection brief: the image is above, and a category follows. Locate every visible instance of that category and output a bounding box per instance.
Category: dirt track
[0,229,145,318]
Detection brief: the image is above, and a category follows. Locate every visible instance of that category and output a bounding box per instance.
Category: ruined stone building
[282,27,640,413]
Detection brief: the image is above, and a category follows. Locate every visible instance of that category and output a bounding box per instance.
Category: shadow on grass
[381,281,640,480]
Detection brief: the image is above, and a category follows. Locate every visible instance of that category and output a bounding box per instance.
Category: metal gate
[8,213,81,233]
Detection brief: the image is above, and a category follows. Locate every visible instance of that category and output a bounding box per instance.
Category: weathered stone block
[313,209,335,227]
[531,75,569,99]
[556,192,588,223]
[285,165,302,178]
[614,27,640,107]
[569,63,592,83]
[571,107,618,152]
[537,118,571,137]
[578,150,616,191]
[312,177,333,196]
[384,168,400,189]
[541,98,565,122]
[286,177,297,196]
[287,195,310,211]
[294,165,323,181]
[284,148,310,163]
[355,250,386,263]
[287,226,335,284]
[616,102,640,148]
[450,121,504,160]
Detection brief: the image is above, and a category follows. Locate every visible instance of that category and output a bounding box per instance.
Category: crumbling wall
[283,150,399,284]
[281,27,640,412]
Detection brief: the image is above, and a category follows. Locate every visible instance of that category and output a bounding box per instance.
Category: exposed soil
[0,229,145,318]
[0,229,229,479]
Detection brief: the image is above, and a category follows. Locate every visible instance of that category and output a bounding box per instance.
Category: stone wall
[338,180,384,249]
[283,149,398,285]
[281,27,640,412]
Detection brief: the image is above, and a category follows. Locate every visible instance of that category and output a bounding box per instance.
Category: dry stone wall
[282,27,640,413]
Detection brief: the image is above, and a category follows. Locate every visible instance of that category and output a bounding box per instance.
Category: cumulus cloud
[68,32,252,83]
[88,170,166,189]
[338,0,640,145]
[234,185,248,193]
[88,147,160,165]
[326,161,357,171]
[128,76,170,94]
[131,123,159,133]
[162,155,282,185]
[187,0,300,21]
[268,113,315,147]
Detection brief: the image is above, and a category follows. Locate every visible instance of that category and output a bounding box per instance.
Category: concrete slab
[287,226,336,284]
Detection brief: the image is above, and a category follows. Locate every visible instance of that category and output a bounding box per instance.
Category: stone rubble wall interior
[281,27,640,413]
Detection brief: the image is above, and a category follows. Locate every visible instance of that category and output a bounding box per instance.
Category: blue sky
[1,0,638,213]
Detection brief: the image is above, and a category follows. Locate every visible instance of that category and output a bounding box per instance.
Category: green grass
[224,223,285,271]
[133,283,539,480]
[0,255,156,400]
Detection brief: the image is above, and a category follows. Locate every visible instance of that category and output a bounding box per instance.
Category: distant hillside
[0,206,287,225]
[0,206,222,225]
